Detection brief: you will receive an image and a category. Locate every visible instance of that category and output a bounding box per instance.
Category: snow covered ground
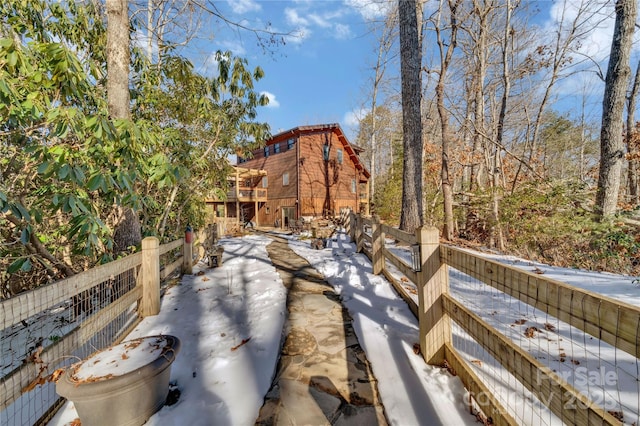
[47,230,640,426]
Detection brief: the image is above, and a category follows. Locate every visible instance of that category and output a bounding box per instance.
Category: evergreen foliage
[0,1,269,296]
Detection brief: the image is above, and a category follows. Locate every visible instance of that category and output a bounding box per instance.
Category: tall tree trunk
[490,0,514,252]
[398,0,424,233]
[107,0,130,121]
[596,0,636,218]
[435,0,461,241]
[626,59,640,205]
[470,1,489,191]
[107,0,141,252]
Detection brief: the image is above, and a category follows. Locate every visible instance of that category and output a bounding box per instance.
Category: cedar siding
[239,123,369,227]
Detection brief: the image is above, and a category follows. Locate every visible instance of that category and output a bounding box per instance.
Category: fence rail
[342,210,639,425]
[0,236,191,426]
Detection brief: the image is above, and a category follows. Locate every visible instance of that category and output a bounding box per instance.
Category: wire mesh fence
[1,268,140,426]
[1,236,185,426]
[345,212,640,425]
[449,267,640,425]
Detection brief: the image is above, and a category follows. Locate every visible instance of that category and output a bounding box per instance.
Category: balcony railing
[223,187,268,202]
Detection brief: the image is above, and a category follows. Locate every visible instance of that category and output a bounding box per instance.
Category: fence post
[371,215,385,275]
[349,211,356,242]
[183,236,193,275]
[140,237,160,317]
[416,227,451,365]
[355,214,363,253]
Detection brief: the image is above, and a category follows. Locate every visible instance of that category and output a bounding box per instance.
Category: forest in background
[352,0,640,276]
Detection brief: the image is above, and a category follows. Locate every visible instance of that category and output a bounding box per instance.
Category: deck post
[371,215,384,275]
[182,234,193,275]
[416,227,451,365]
[140,237,160,317]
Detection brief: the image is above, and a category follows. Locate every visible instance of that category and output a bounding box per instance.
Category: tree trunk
[107,0,130,120]
[596,0,636,218]
[626,59,640,205]
[107,0,141,251]
[470,2,488,191]
[435,0,461,241]
[398,0,424,233]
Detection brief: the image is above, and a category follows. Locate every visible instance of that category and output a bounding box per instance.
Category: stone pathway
[255,234,388,426]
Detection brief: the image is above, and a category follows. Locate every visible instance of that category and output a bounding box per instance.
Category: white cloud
[334,23,352,40]
[545,0,616,63]
[285,8,309,26]
[343,108,367,127]
[308,13,332,28]
[285,28,311,45]
[261,91,280,108]
[228,0,261,14]
[217,40,247,57]
[344,0,392,21]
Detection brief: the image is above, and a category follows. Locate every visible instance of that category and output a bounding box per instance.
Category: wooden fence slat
[159,238,183,255]
[441,245,640,359]
[443,343,517,426]
[381,247,418,284]
[161,257,183,280]
[380,223,417,245]
[442,294,620,426]
[1,253,143,330]
[381,269,419,319]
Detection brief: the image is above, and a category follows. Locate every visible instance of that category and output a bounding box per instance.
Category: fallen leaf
[524,327,539,338]
[231,337,251,351]
[532,267,545,274]
[412,343,421,355]
[608,411,624,422]
[50,368,65,383]
[470,359,483,367]
[544,323,556,332]
[514,319,526,325]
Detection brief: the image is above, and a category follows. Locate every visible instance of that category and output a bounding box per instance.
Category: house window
[262,176,268,188]
[274,143,280,153]
[337,149,343,164]
[287,138,295,150]
[264,146,270,157]
[323,144,330,161]
[283,172,289,186]
[351,179,356,193]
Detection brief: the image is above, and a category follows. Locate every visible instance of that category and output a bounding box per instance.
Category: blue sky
[176,1,632,142]
[184,0,392,141]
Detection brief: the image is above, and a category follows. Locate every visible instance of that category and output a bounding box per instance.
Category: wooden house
[236,123,370,228]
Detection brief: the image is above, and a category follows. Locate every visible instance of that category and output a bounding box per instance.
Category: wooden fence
[342,210,639,425]
[0,236,191,426]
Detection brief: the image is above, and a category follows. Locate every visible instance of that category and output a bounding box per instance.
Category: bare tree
[434,0,462,240]
[367,11,397,213]
[398,0,424,233]
[596,0,637,218]
[626,59,640,206]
